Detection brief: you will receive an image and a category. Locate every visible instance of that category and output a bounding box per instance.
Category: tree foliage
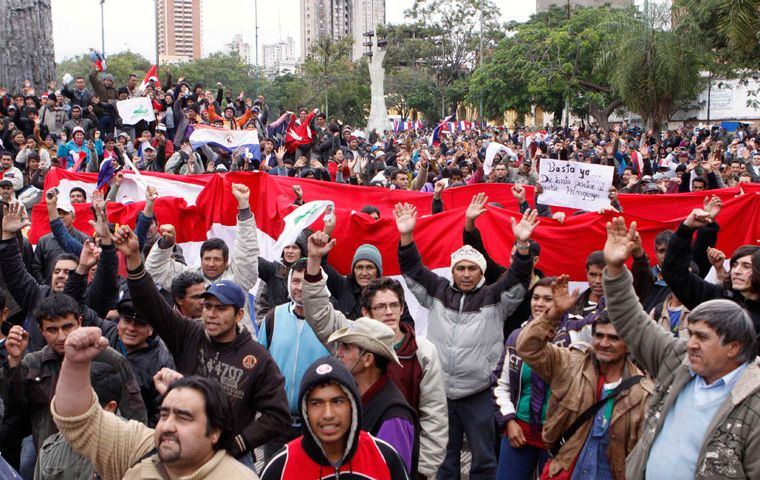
[674,0,760,73]
[597,3,703,131]
[57,51,151,87]
[298,36,371,126]
[381,0,503,120]
[466,6,624,128]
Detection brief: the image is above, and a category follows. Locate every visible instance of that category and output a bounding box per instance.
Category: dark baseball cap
[117,289,149,324]
[200,279,246,308]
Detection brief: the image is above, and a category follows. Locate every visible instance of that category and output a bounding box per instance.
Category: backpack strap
[549,375,644,457]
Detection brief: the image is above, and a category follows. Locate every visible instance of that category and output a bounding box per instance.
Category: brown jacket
[516,312,653,479]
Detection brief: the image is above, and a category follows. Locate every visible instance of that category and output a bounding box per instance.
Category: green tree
[299,36,370,126]
[167,52,263,100]
[380,1,503,120]
[598,2,703,131]
[385,67,439,120]
[466,6,624,128]
[57,51,151,87]
[674,0,760,72]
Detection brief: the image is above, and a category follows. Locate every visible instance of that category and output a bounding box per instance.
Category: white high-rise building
[351,0,385,61]
[263,37,298,78]
[224,33,252,64]
[300,0,352,59]
[157,0,202,63]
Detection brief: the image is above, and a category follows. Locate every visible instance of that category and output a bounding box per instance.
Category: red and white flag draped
[30,168,760,278]
[29,169,760,334]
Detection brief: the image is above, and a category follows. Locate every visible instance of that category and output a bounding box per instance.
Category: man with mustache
[50,327,257,479]
[516,276,652,480]
[602,217,760,480]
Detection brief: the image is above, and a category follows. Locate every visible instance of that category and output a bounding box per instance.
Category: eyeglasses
[370,302,402,313]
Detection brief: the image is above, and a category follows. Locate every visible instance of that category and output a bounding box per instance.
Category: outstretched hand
[604,217,637,274]
[702,194,722,220]
[511,209,539,243]
[393,203,418,236]
[2,202,30,237]
[466,193,488,222]
[547,275,579,319]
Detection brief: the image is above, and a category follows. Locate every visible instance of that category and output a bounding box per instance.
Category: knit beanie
[450,245,487,274]
[351,244,383,276]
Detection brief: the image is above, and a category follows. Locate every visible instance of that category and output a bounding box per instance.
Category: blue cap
[200,279,246,308]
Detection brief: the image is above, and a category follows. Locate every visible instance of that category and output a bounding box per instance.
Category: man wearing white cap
[329,317,419,476]
[394,201,539,480]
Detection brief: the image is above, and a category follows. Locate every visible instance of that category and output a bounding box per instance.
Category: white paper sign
[117,97,156,125]
[537,159,614,210]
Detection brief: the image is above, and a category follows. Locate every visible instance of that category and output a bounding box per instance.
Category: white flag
[484,142,516,175]
[117,97,156,125]
[272,200,333,260]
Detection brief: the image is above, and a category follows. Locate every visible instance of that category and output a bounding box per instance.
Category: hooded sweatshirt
[260,356,410,480]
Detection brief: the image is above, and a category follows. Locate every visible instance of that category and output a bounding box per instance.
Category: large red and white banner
[31,168,760,280]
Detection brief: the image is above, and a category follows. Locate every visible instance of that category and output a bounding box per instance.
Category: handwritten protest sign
[537,159,614,210]
[116,97,155,125]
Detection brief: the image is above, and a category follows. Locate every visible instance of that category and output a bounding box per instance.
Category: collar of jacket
[396,322,418,358]
[677,355,760,406]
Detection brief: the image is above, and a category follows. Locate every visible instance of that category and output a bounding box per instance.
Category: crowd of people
[0,64,759,480]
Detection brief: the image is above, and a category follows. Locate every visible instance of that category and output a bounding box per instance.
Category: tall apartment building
[263,37,298,78]
[225,33,252,64]
[157,0,202,63]
[351,0,385,60]
[300,0,352,59]
[536,0,631,12]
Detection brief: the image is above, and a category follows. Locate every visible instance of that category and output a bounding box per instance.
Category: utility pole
[254,0,259,95]
[479,0,483,122]
[100,0,105,56]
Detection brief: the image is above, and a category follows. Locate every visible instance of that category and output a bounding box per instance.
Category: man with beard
[50,327,256,479]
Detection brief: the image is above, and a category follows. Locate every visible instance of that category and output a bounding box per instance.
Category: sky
[51,0,532,64]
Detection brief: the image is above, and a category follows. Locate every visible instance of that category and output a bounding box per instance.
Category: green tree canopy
[466,6,625,128]
[598,2,703,131]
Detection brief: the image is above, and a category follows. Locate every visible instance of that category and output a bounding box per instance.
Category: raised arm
[114,225,200,357]
[229,184,259,293]
[394,203,449,308]
[603,217,682,378]
[516,276,578,382]
[662,208,724,309]
[51,327,154,480]
[143,223,192,290]
[692,195,721,280]
[84,198,119,317]
[135,186,158,252]
[303,231,351,344]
